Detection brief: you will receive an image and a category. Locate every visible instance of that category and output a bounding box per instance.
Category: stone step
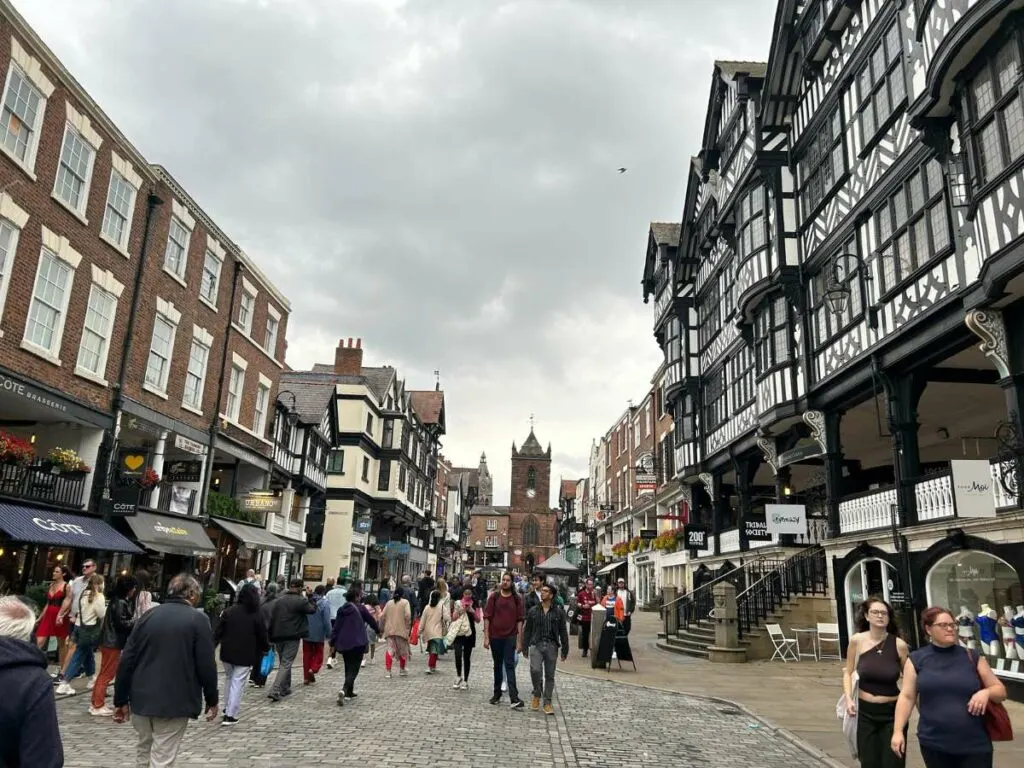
[657,638,709,659]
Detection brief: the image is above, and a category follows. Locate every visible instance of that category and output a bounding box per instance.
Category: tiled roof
[409,390,444,425]
[278,373,336,424]
[453,468,480,488]
[715,60,768,79]
[560,480,578,499]
[517,429,546,457]
[308,363,395,402]
[650,222,680,247]
[470,505,510,516]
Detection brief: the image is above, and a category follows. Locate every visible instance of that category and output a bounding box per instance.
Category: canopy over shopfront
[595,559,627,577]
[0,503,141,553]
[125,511,216,557]
[212,517,294,553]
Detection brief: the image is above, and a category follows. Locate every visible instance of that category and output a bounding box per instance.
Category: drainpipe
[95,191,164,521]
[199,261,243,520]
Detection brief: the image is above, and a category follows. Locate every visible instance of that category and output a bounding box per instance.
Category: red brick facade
[507,431,557,570]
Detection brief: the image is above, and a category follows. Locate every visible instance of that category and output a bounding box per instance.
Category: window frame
[264,314,279,354]
[163,215,191,281]
[809,237,865,350]
[100,169,136,254]
[200,248,223,308]
[378,459,391,492]
[23,245,76,363]
[182,334,211,413]
[253,380,271,436]
[361,456,370,482]
[703,365,728,431]
[237,287,255,334]
[74,282,118,383]
[798,106,847,220]
[328,449,345,474]
[0,62,47,174]
[0,216,24,329]
[856,22,908,152]
[754,296,792,375]
[52,121,96,220]
[486,518,498,531]
[144,310,178,396]
[697,279,722,350]
[226,362,246,422]
[729,344,756,411]
[736,186,767,260]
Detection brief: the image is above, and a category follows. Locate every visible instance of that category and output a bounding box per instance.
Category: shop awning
[0,503,142,553]
[595,559,626,576]
[212,517,293,553]
[124,511,216,557]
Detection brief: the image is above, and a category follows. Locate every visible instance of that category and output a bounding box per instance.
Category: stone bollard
[590,604,606,669]
[707,581,747,663]
[663,586,678,635]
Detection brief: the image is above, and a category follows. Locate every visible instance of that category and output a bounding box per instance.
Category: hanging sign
[682,523,709,551]
[950,460,996,518]
[765,503,808,535]
[743,515,773,541]
[165,460,202,483]
[174,434,207,455]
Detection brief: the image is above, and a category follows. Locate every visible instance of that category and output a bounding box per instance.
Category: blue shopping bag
[259,649,275,678]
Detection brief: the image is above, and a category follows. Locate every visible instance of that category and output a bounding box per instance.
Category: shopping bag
[259,649,275,678]
[409,618,420,646]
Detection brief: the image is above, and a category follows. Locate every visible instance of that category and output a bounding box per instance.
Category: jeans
[64,636,98,682]
[133,715,189,768]
[222,663,251,719]
[490,637,519,700]
[919,748,993,768]
[269,640,299,698]
[856,699,905,768]
[529,641,558,705]
[302,640,324,682]
[341,648,363,696]
[453,637,472,681]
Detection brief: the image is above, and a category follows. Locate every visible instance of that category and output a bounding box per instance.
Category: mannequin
[957,605,976,649]
[975,604,999,656]
[1000,606,1017,661]
[1014,606,1024,653]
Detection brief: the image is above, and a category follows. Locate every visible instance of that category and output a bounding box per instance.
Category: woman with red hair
[892,606,1007,767]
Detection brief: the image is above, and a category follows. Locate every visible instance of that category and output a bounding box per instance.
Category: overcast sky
[19,0,775,506]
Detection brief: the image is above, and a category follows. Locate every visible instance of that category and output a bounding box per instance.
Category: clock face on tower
[526,488,536,499]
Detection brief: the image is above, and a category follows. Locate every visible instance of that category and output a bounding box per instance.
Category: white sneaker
[386,670,393,679]
[55,682,75,696]
[452,679,462,689]
[86,676,96,691]
[360,660,366,668]
[611,652,617,660]
[460,680,469,690]
[399,669,408,677]
[89,706,114,717]
[326,657,335,669]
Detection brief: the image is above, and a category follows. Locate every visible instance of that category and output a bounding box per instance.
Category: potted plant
[0,431,34,466]
[139,467,161,490]
[47,447,91,475]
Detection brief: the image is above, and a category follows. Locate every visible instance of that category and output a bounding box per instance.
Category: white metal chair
[767,623,799,662]
[816,622,842,661]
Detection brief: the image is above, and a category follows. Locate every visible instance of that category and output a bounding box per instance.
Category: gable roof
[517,429,546,457]
[560,480,577,499]
[649,222,680,247]
[278,373,336,424]
[470,505,509,517]
[409,390,445,427]
[309,363,396,402]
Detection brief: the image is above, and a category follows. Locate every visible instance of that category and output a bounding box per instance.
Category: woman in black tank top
[842,597,910,768]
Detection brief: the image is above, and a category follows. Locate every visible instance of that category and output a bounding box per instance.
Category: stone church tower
[477,452,493,506]
[508,429,557,572]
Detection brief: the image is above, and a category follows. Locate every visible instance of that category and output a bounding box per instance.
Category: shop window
[845,559,898,634]
[926,551,1022,620]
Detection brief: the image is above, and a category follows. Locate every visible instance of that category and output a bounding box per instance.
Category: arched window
[522,516,539,546]
[527,467,536,491]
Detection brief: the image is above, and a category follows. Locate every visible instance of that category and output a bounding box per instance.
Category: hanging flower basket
[0,431,35,466]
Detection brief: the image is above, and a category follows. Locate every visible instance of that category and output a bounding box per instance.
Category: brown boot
[530,696,540,711]
[543,703,554,716]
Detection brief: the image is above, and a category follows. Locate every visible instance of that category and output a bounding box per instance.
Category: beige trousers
[132,715,189,768]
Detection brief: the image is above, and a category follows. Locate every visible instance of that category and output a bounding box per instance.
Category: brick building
[465,505,509,573]
[507,429,558,573]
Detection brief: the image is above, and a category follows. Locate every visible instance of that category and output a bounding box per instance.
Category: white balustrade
[915,474,955,521]
[719,528,741,553]
[797,518,829,545]
[286,520,303,540]
[839,488,896,534]
[270,515,285,535]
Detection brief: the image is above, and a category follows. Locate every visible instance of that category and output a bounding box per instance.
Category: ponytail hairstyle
[392,588,402,603]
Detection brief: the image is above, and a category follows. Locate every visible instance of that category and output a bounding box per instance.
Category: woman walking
[133,570,155,616]
[575,578,597,658]
[381,588,412,678]
[36,565,72,675]
[842,597,909,768]
[419,590,448,674]
[249,583,279,688]
[329,586,379,705]
[435,577,452,619]
[892,606,1008,767]
[214,583,269,726]
[56,573,105,696]
[91,575,137,716]
[445,590,480,690]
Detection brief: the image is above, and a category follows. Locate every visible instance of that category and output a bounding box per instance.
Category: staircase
[657,545,828,660]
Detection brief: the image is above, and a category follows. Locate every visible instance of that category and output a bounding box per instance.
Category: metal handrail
[735,544,828,638]
[661,553,775,611]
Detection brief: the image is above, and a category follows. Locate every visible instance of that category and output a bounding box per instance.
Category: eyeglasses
[867,610,889,617]
[929,622,957,630]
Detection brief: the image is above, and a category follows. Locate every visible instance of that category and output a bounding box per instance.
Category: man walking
[0,596,63,767]
[324,579,347,670]
[417,569,434,613]
[524,573,544,612]
[112,574,218,767]
[483,571,525,709]
[613,577,636,635]
[523,583,568,715]
[56,558,96,683]
[267,577,317,702]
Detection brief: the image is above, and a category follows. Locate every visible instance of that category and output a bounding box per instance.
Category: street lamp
[821,252,872,317]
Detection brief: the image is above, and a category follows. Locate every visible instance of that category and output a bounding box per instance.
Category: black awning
[124,511,216,557]
[0,503,142,553]
[211,517,293,553]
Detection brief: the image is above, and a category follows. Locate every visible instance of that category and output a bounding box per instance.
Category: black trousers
[919,747,993,768]
[578,621,591,652]
[452,637,473,681]
[341,648,363,696]
[856,699,905,768]
[621,615,632,635]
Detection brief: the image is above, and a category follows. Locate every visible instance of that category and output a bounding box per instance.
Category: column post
[149,430,169,509]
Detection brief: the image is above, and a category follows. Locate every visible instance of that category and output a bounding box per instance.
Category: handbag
[968,650,1013,742]
[259,649,275,678]
[409,618,420,646]
[836,639,863,758]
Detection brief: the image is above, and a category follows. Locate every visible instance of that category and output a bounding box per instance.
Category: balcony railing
[0,461,88,509]
[139,483,198,517]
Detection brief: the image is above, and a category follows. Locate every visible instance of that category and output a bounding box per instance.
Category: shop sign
[33,517,91,535]
[118,449,149,480]
[765,503,807,535]
[640,528,657,540]
[385,541,410,555]
[240,492,283,514]
[634,453,657,494]
[743,515,773,541]
[100,485,141,517]
[355,515,372,533]
[951,460,996,518]
[165,460,202,483]
[682,523,710,551]
[174,434,207,455]
[569,531,583,545]
[302,565,324,582]
[0,372,69,413]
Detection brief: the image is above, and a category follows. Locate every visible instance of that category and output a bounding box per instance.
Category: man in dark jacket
[416,570,434,613]
[0,596,62,768]
[267,577,316,702]
[113,574,218,767]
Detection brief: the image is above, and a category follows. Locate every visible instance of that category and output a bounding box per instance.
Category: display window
[845,558,899,636]
[926,551,1023,663]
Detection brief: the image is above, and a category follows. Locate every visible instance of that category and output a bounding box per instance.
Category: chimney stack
[334,337,364,375]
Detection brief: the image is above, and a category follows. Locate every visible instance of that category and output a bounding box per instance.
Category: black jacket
[113,598,218,718]
[523,603,570,651]
[100,596,134,649]
[215,604,270,667]
[0,638,62,768]
[268,591,316,642]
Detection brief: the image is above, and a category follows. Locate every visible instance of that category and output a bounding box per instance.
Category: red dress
[36,583,69,639]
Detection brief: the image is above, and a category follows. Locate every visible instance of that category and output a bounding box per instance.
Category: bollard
[707,581,747,663]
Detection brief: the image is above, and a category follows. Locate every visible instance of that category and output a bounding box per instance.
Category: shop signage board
[682,523,709,551]
[640,528,657,540]
[569,531,583,545]
[743,515,773,541]
[765,504,808,535]
[950,460,997,518]
[165,460,202,483]
[355,515,372,533]
[100,485,141,517]
[302,565,324,582]
[777,442,824,468]
[174,434,207,455]
[240,492,283,514]
[118,449,149,480]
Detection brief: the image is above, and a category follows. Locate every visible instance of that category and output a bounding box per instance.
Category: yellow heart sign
[124,455,145,471]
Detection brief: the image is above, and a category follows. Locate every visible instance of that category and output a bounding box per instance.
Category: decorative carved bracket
[965,308,1011,380]
[698,472,714,497]
[802,410,828,454]
[757,437,780,475]
[917,115,956,163]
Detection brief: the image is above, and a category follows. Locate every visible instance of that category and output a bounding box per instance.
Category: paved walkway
[562,611,1024,768]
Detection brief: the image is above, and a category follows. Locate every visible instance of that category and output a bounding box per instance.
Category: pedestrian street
[57,657,830,767]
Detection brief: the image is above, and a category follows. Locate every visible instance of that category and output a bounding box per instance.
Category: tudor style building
[645,1,1024,693]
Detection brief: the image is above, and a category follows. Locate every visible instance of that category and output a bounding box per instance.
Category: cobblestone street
[57,656,829,767]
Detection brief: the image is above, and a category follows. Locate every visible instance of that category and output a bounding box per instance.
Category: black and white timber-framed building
[644,0,1024,693]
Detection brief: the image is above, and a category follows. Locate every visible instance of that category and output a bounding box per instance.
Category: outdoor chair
[816,622,842,661]
[766,623,798,662]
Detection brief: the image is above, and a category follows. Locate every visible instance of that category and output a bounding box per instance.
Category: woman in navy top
[892,607,1007,767]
